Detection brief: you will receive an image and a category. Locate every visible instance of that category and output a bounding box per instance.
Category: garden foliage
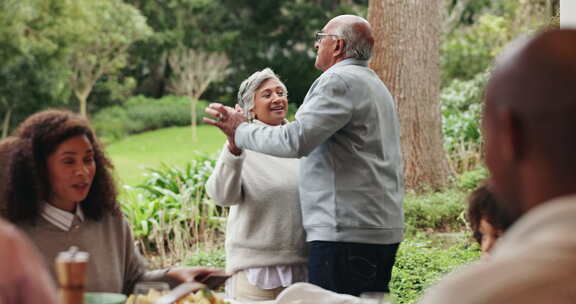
[120,154,225,267]
[121,156,483,300]
[441,71,489,172]
[404,190,468,235]
[391,235,480,303]
[92,95,208,142]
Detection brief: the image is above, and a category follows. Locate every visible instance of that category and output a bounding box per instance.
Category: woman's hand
[165,266,222,283]
[203,103,247,139]
[227,141,243,156]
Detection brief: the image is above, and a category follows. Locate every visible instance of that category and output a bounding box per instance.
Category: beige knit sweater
[18,213,168,294]
[206,141,307,274]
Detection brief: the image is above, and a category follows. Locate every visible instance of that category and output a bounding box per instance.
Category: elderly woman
[206,68,307,301]
[0,109,219,294]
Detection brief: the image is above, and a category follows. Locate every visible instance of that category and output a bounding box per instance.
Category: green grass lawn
[105,125,226,186]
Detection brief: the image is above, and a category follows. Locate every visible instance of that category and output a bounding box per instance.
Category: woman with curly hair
[0,136,17,214]
[0,109,220,294]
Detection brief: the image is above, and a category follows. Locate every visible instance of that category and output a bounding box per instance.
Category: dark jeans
[307,241,400,296]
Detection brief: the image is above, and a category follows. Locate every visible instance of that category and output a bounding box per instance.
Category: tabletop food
[126,288,229,304]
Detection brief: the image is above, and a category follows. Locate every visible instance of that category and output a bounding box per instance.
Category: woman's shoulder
[89,211,131,233]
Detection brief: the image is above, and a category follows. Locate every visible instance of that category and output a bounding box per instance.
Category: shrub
[93,95,208,142]
[120,154,225,267]
[391,235,480,304]
[123,95,192,132]
[92,106,131,142]
[441,71,489,173]
[182,246,227,292]
[441,14,510,85]
[456,166,488,191]
[137,156,215,204]
[404,189,468,235]
[182,246,226,268]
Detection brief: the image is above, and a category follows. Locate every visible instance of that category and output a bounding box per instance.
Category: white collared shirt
[40,203,84,231]
[246,264,308,289]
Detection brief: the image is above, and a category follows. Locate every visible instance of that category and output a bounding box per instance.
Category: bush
[441,14,510,85]
[92,95,208,142]
[136,155,216,205]
[91,106,130,142]
[404,189,468,235]
[441,71,488,149]
[391,235,480,304]
[183,246,226,268]
[456,166,488,191]
[120,154,225,267]
[182,246,226,291]
[441,71,489,173]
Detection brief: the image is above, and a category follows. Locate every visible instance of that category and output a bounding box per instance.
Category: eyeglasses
[315,32,341,43]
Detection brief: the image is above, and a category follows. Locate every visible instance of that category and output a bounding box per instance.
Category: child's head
[467,182,513,254]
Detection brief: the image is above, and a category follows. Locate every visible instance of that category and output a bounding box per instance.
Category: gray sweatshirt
[235,59,404,245]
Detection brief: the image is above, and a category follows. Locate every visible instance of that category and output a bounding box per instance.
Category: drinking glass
[133,281,170,301]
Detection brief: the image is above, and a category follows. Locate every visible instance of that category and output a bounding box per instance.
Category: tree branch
[443,0,474,34]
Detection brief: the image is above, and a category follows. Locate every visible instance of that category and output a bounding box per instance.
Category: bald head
[486,29,576,152]
[487,30,576,116]
[327,15,374,60]
[483,29,576,219]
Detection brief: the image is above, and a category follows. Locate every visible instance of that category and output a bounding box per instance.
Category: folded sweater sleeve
[235,73,353,158]
[205,142,246,206]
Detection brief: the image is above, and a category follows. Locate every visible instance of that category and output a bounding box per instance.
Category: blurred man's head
[483,29,576,222]
[314,15,374,71]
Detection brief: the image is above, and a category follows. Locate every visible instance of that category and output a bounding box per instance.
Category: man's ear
[333,39,345,57]
[497,109,525,163]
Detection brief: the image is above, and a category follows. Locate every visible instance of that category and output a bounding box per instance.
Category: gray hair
[334,18,373,60]
[237,68,287,121]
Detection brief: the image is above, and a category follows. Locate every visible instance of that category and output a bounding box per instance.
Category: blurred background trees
[0,0,80,136]
[440,0,559,177]
[0,0,558,189]
[68,0,151,117]
[166,47,229,142]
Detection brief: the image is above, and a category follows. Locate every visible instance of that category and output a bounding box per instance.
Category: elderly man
[205,15,404,296]
[420,29,576,303]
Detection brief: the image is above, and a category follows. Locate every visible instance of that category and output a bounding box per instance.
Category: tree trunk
[75,88,91,118]
[368,0,451,190]
[2,107,12,139]
[190,97,197,142]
